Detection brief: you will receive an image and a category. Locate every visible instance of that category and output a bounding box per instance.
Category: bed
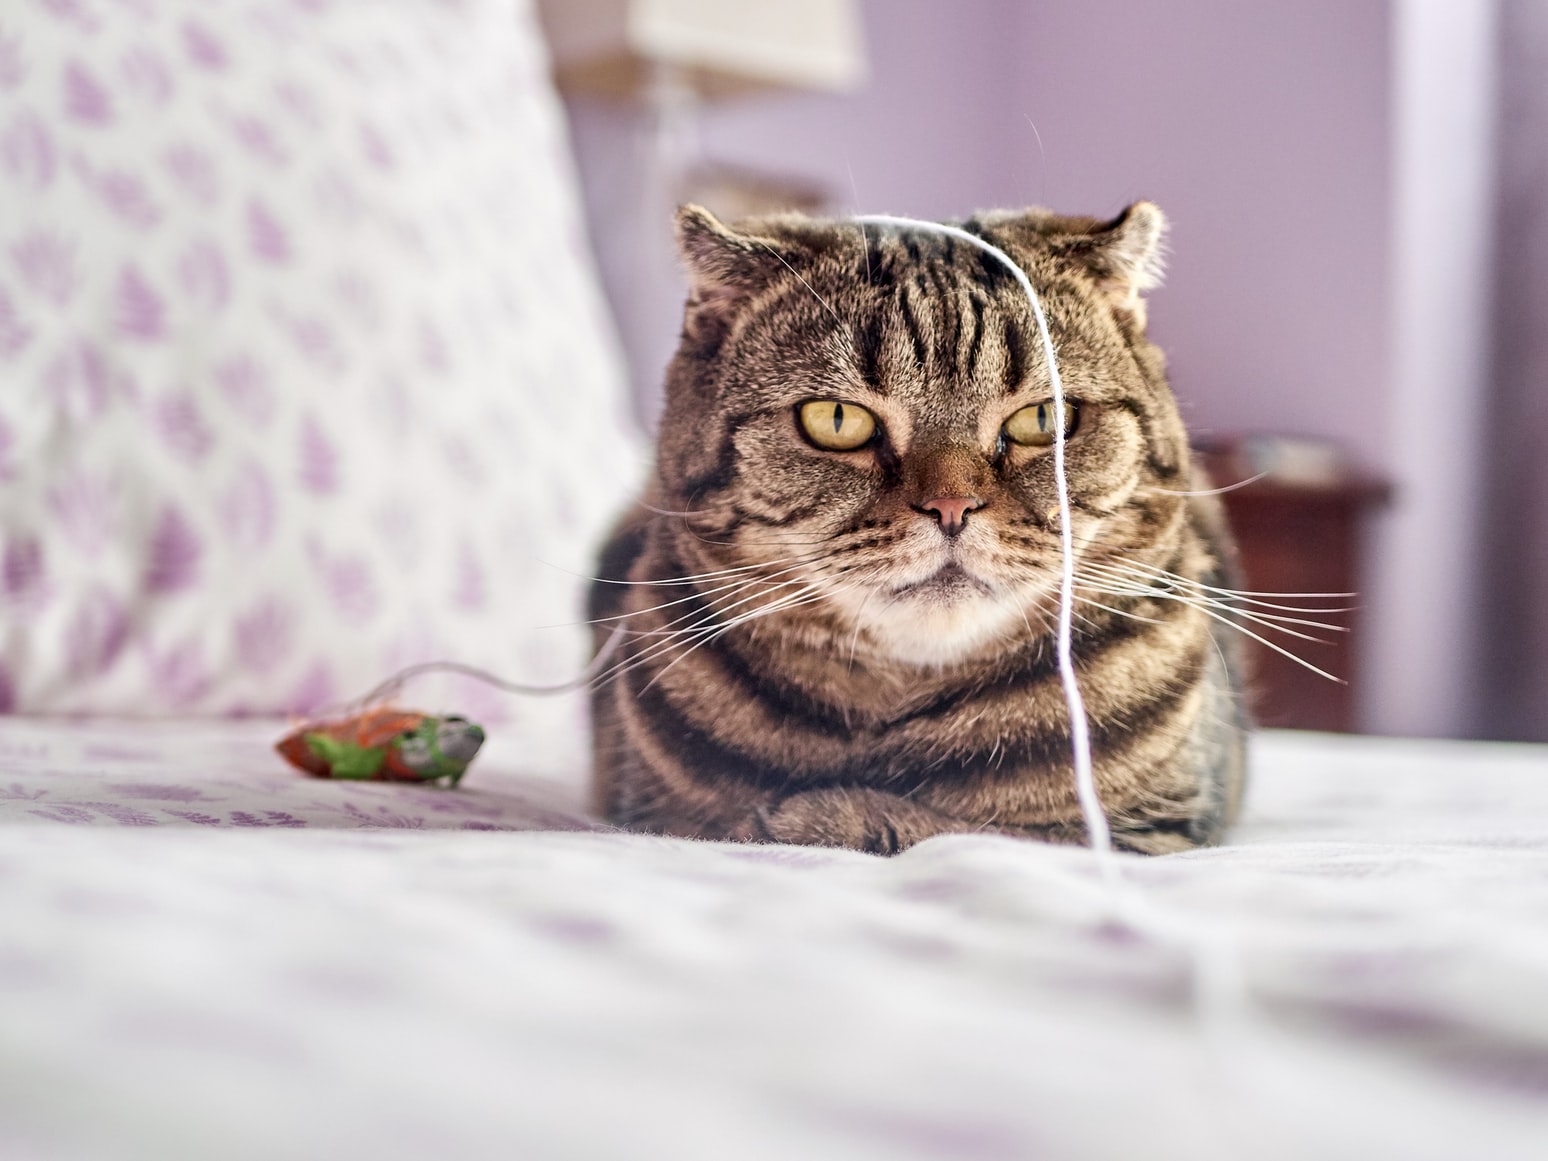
[4,3,1548,1157]
[4,718,1548,1160]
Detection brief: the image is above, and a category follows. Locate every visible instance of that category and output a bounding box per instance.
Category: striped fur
[590,203,1248,855]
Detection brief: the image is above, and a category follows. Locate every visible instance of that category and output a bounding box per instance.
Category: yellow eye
[1003,400,1079,447]
[798,400,877,451]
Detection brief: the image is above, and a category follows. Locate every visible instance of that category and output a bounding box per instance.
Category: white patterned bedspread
[3,717,1548,1161]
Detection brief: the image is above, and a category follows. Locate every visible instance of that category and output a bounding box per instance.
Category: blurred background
[539,0,1547,744]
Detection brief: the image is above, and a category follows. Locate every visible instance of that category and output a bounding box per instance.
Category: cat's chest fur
[589,202,1248,856]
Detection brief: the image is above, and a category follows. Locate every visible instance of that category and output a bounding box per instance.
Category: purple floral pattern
[0,0,642,770]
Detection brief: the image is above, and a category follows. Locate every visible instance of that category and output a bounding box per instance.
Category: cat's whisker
[711,590,838,644]
[635,494,737,520]
[1076,576,1343,681]
[1078,568,1349,625]
[585,561,827,629]
[683,521,899,552]
[846,588,876,674]
[624,575,838,640]
[1209,605,1347,635]
[714,581,850,633]
[1066,606,1106,634]
[591,567,861,690]
[1018,600,1059,651]
[597,626,722,693]
[855,218,874,285]
[675,524,853,551]
[587,581,804,687]
[550,557,842,640]
[614,576,821,653]
[1082,562,1357,617]
[1098,559,1355,606]
[1142,471,1269,498]
[1077,582,1356,637]
[636,583,848,694]
[1192,604,1345,683]
[750,237,851,337]
[1075,576,1344,644]
[1076,594,1168,627]
[590,617,736,694]
[564,558,782,588]
[561,576,799,634]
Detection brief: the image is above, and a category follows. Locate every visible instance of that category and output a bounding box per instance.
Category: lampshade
[536,0,866,100]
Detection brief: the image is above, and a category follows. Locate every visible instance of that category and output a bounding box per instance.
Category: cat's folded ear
[675,205,794,336]
[981,200,1167,324]
[1078,201,1168,312]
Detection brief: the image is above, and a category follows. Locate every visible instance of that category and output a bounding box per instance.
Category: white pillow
[0,0,642,762]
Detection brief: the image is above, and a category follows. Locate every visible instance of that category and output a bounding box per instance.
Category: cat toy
[272,648,623,787]
[275,708,486,787]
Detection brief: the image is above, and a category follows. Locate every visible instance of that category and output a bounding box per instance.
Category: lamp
[536,0,866,101]
[534,0,867,426]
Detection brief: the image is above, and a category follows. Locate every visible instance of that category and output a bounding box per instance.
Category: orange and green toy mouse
[276,708,485,787]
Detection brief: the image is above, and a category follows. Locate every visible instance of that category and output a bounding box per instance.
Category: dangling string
[324,629,625,721]
[852,215,1111,858]
[848,218,1257,1042]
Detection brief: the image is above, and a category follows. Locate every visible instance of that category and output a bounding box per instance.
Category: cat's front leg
[749,787,983,855]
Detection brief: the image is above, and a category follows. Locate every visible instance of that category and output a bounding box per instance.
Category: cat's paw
[756,787,977,855]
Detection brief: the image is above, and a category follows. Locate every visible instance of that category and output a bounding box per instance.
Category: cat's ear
[675,205,789,332]
[977,201,1167,324]
[1076,201,1168,318]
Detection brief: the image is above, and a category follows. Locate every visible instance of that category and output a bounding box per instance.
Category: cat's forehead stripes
[832,231,1042,404]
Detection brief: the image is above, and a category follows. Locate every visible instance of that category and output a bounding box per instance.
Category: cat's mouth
[889,562,992,601]
[836,557,1035,666]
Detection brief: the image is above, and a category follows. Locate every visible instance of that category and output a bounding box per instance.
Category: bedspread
[3,718,1548,1160]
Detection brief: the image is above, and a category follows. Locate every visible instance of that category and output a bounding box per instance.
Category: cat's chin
[834,570,1044,669]
[887,562,986,600]
[860,594,1030,667]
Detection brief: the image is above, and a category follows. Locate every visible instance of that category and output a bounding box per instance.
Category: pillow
[0,0,642,763]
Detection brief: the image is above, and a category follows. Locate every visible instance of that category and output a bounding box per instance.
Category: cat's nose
[920,496,984,536]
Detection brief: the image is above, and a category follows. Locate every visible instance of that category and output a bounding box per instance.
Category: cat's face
[656,204,1191,668]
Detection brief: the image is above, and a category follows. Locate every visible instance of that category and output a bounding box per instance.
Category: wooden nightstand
[1200,450,1391,732]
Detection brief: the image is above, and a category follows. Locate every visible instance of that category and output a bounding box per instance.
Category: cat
[588,201,1248,855]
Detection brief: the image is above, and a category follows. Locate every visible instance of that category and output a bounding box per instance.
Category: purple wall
[696,0,1032,220]
[1012,1,1393,471]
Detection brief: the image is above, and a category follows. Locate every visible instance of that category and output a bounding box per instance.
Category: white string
[852,215,1112,858]
[318,629,626,721]
[852,215,1261,1066]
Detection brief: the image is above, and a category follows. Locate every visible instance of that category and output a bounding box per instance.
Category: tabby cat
[589,202,1248,855]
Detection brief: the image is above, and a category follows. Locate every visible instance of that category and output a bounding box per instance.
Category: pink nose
[920,495,984,534]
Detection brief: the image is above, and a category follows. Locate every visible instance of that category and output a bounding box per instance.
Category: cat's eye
[798,400,877,451]
[1003,400,1079,447]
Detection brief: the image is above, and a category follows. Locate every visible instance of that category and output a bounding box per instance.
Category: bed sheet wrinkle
[0,716,599,833]
[3,718,1548,1159]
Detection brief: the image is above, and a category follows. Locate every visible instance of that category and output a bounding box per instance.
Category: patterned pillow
[0,0,642,758]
